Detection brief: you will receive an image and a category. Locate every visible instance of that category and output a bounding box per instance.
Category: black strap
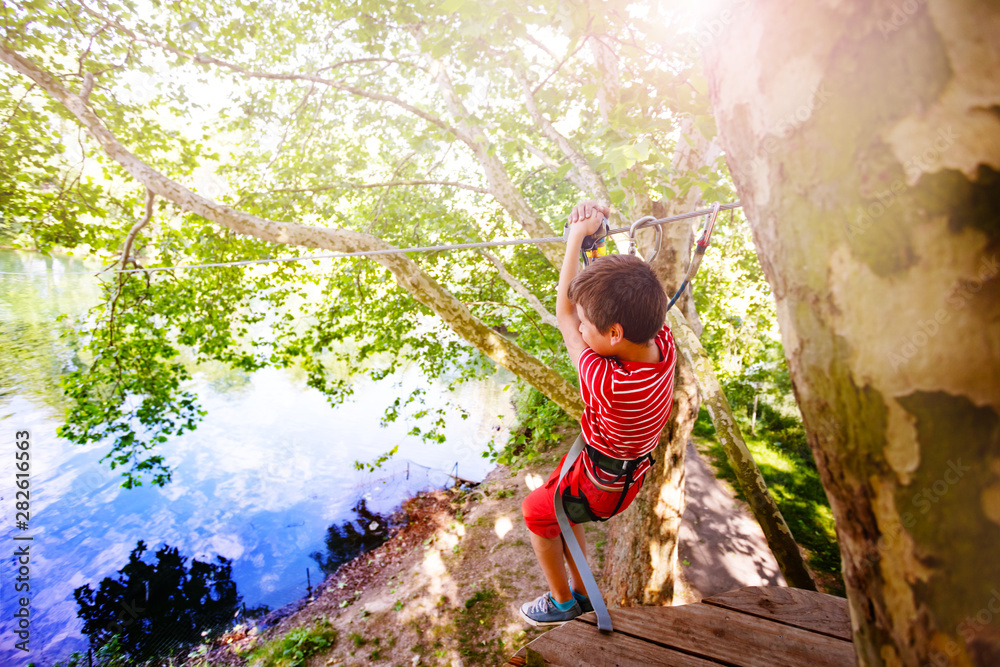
[605,454,650,517]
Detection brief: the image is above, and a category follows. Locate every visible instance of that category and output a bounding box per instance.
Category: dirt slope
[192,438,785,666]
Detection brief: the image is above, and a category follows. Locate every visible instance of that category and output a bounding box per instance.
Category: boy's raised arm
[557,201,609,366]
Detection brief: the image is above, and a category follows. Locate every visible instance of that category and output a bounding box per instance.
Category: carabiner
[697,202,722,249]
[627,216,657,259]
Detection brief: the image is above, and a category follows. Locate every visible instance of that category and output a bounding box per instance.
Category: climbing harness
[3,200,743,636]
[553,436,656,633]
[561,443,653,524]
[554,200,731,634]
[4,199,737,634]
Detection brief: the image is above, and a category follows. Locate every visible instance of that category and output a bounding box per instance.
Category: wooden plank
[702,586,853,641]
[575,603,858,667]
[511,619,724,667]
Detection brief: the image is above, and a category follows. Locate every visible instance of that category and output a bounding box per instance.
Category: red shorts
[521,452,645,539]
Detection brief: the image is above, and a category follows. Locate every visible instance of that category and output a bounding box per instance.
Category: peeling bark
[0,45,584,419]
[705,1,1000,664]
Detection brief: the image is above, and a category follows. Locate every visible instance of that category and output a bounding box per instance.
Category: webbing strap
[554,435,613,633]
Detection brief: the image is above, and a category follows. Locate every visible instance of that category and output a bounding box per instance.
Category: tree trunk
[705,1,1000,664]
[602,117,713,606]
[600,343,698,606]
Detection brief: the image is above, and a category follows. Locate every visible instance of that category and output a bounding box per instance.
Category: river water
[0,249,515,666]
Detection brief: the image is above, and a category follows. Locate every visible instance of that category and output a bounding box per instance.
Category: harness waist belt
[584,444,655,490]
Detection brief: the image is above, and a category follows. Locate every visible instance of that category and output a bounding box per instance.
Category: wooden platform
[508,586,857,666]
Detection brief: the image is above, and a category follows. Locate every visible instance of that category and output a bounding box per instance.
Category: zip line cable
[0,202,741,277]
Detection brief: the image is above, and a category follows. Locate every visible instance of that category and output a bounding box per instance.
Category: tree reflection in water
[73,540,245,663]
[310,498,397,576]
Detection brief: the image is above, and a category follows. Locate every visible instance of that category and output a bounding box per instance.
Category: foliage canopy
[0,0,781,486]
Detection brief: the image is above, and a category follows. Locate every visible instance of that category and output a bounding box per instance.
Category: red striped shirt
[577,323,677,489]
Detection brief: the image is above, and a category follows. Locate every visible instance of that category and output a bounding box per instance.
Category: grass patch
[455,587,509,663]
[694,407,845,595]
[244,617,337,667]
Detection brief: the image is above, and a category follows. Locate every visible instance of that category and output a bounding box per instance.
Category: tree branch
[120,188,155,270]
[78,4,462,139]
[404,27,562,266]
[588,34,621,124]
[522,33,559,63]
[366,152,415,234]
[524,21,591,96]
[314,55,426,75]
[261,179,490,196]
[0,81,36,129]
[668,308,817,590]
[476,249,559,329]
[264,81,316,170]
[0,42,584,418]
[463,300,548,341]
[88,4,564,267]
[516,67,609,203]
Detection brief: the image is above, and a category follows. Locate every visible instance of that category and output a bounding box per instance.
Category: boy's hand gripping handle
[564,217,611,266]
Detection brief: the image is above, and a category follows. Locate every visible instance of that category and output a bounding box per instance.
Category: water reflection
[0,250,102,409]
[74,540,241,663]
[0,249,515,666]
[310,499,396,577]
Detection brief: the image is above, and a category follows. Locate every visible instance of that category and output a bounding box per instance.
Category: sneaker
[519,593,582,627]
[575,594,594,614]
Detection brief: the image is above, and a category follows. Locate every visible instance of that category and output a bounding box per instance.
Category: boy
[519,200,677,626]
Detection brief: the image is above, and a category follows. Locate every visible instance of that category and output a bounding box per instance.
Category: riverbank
[179,433,795,667]
[186,441,591,666]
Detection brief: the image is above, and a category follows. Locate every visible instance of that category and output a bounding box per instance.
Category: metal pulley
[564,216,613,266]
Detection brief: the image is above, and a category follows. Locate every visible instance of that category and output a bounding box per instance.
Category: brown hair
[568,254,668,343]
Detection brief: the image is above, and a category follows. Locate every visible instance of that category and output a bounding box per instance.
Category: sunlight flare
[494,516,513,539]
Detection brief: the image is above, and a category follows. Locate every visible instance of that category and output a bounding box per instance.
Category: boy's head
[568,254,668,344]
